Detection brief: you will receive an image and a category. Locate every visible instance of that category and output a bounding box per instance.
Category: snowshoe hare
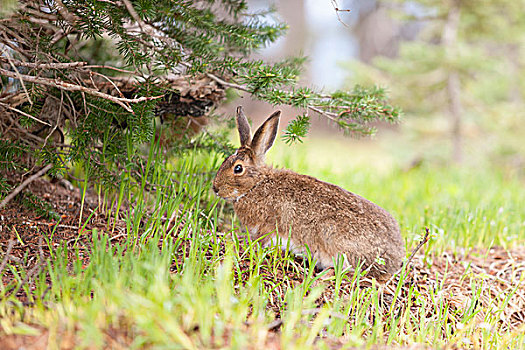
[213,107,405,280]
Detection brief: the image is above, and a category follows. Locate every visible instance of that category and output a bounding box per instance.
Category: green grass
[1,136,524,349]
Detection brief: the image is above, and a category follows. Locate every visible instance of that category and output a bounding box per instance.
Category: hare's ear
[251,110,281,158]
[236,106,252,146]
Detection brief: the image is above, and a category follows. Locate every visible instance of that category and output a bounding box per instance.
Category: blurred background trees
[354,0,525,165]
[243,0,524,170]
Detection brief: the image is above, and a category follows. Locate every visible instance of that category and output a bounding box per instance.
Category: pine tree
[0,0,401,206]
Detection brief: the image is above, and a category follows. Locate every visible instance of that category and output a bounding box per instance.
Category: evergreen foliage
[0,0,400,204]
[283,114,310,145]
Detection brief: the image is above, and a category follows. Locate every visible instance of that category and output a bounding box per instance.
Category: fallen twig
[34,222,80,230]
[7,238,46,299]
[266,307,347,331]
[385,227,431,286]
[406,227,431,267]
[0,240,16,278]
[0,164,53,210]
[0,101,52,126]
[8,258,44,298]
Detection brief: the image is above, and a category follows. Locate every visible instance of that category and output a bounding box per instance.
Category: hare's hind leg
[264,234,304,256]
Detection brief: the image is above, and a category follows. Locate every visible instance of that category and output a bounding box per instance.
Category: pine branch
[203,68,400,134]
[0,67,164,113]
[0,56,87,69]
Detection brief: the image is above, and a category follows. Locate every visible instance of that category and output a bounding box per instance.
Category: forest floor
[0,175,524,349]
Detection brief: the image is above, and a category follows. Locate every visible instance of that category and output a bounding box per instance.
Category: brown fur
[213,107,406,280]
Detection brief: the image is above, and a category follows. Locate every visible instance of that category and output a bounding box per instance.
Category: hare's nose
[212,184,219,194]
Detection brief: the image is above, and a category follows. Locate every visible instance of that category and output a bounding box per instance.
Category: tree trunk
[447,70,462,163]
[279,0,307,78]
[508,44,523,104]
[442,2,462,163]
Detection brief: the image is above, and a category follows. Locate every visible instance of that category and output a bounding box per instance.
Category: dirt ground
[0,176,524,349]
[0,176,126,302]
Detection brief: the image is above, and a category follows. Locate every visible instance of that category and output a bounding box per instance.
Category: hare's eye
[234,164,243,174]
